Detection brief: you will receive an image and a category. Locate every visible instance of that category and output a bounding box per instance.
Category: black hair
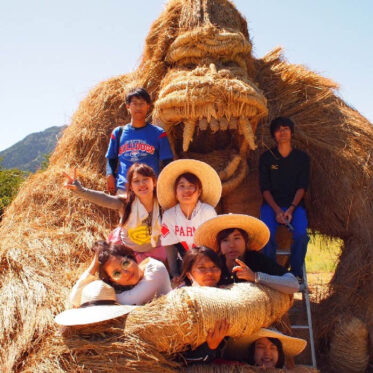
[246,337,285,368]
[270,117,295,138]
[216,228,249,253]
[178,246,222,286]
[174,172,202,193]
[91,241,137,292]
[125,87,151,105]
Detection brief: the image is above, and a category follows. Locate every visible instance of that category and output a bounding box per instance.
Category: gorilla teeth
[183,119,195,152]
[210,118,219,133]
[220,116,229,130]
[229,117,238,129]
[238,117,257,150]
[198,117,208,130]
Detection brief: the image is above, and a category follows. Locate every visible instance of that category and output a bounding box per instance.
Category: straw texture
[0,0,372,371]
[329,316,369,373]
[19,284,292,372]
[125,284,293,353]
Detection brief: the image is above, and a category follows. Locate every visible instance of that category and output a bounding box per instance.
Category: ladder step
[276,250,290,256]
[291,325,310,329]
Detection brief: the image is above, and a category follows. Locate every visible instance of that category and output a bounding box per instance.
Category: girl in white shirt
[157,159,222,278]
[64,163,165,263]
[70,241,171,307]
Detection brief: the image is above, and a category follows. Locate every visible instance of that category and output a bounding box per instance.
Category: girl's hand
[232,258,255,282]
[63,168,78,190]
[206,319,230,350]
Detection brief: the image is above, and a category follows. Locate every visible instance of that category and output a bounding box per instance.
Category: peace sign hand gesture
[232,258,255,282]
[63,168,79,190]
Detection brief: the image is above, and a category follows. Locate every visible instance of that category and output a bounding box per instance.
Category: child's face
[126,96,150,121]
[130,171,155,199]
[254,337,279,368]
[274,125,292,144]
[219,229,246,261]
[103,256,140,286]
[175,177,201,206]
[187,255,221,287]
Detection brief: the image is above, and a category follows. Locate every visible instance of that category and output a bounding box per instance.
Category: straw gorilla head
[151,0,268,196]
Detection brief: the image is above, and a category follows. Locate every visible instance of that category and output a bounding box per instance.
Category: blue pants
[260,204,309,278]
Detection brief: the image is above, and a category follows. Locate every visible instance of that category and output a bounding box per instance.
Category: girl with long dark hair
[63,163,166,263]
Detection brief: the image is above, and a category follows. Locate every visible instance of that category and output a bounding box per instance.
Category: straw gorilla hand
[232,259,255,282]
[206,319,230,350]
[63,168,79,191]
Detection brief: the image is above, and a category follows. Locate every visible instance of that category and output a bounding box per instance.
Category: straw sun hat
[55,280,136,326]
[226,328,307,360]
[156,159,222,210]
[194,214,270,252]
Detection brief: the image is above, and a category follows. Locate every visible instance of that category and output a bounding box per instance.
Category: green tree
[40,152,51,171]
[0,159,28,218]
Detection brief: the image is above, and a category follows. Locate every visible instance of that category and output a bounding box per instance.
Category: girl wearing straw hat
[194,214,299,294]
[70,241,171,307]
[63,163,166,263]
[157,159,222,278]
[225,328,307,369]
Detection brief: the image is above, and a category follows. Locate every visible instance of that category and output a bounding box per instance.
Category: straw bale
[18,284,291,372]
[329,316,369,373]
[125,283,292,353]
[1,0,372,371]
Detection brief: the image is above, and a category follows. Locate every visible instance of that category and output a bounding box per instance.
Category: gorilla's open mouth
[169,117,252,196]
[153,66,268,195]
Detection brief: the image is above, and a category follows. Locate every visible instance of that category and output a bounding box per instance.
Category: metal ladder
[277,250,317,369]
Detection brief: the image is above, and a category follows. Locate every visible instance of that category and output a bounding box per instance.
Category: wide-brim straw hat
[55,280,137,326]
[226,328,307,359]
[194,213,270,251]
[157,159,222,210]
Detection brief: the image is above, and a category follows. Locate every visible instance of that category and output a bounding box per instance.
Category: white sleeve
[69,269,98,307]
[160,209,178,246]
[116,260,171,305]
[256,272,299,294]
[202,204,217,221]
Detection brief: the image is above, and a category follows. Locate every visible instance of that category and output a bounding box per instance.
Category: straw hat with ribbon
[194,213,270,252]
[226,328,307,360]
[156,159,222,210]
[55,280,137,326]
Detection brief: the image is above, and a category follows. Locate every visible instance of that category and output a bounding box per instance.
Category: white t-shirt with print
[160,201,217,251]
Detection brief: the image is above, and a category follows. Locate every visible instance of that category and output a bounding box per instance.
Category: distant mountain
[0,125,67,172]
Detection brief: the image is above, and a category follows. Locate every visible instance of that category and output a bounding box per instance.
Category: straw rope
[125,283,293,353]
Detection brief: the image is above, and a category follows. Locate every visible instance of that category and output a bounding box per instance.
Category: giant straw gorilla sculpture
[0,0,372,372]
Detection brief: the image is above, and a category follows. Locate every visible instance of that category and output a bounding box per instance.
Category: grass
[305,233,342,273]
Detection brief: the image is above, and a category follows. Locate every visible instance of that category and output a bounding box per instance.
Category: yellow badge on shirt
[128,225,151,245]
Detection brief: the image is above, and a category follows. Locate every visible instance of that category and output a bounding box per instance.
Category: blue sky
[0,0,372,151]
